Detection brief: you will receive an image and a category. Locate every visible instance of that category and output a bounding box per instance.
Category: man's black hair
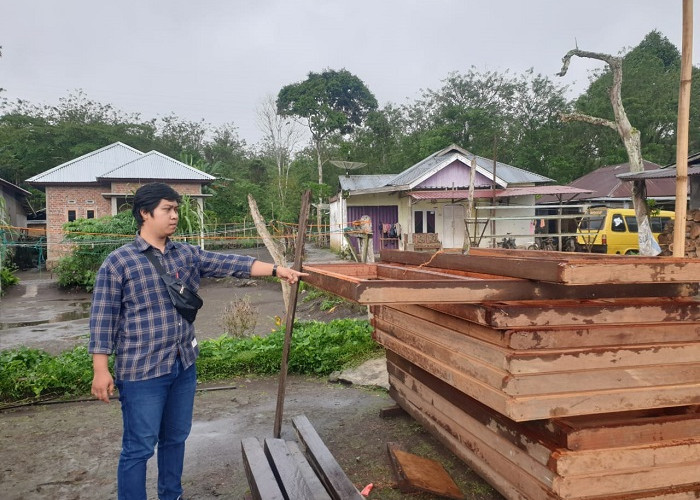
[132,183,182,228]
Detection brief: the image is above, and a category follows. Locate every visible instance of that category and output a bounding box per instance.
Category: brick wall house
[27,143,215,268]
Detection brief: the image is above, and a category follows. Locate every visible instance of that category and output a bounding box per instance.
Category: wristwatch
[271,264,278,277]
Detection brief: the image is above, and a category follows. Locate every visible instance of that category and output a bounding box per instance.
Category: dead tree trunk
[558,49,658,255]
[248,194,291,311]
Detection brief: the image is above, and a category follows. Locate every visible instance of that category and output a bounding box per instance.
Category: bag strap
[143,249,168,277]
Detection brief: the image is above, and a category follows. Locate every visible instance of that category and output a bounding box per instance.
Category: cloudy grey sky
[1,1,697,145]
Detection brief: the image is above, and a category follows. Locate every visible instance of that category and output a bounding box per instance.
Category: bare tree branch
[557,47,656,255]
[557,49,620,77]
[247,194,291,311]
[560,112,617,130]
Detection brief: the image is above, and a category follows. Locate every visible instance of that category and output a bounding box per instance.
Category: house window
[413,210,436,233]
[115,197,133,213]
[68,210,76,222]
[86,210,95,219]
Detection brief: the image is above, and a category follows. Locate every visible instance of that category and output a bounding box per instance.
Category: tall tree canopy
[574,30,700,166]
[277,68,378,234]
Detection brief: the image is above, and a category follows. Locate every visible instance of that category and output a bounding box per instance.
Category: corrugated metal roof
[339,175,396,191]
[0,177,31,196]
[616,165,700,180]
[99,151,215,181]
[26,142,143,184]
[566,161,676,198]
[410,185,591,200]
[339,144,554,196]
[388,144,553,187]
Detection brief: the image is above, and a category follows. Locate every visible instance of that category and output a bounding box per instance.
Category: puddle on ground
[0,302,91,330]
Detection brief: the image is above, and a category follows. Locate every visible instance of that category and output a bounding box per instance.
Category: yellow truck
[576,207,674,255]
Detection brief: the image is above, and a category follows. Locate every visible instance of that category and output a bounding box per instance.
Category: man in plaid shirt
[89,183,305,500]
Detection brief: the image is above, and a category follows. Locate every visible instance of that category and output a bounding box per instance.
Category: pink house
[26,142,215,268]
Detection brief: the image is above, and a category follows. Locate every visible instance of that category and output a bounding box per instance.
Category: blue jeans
[115,358,196,500]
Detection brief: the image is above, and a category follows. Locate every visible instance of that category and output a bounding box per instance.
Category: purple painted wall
[417,159,492,189]
[347,205,399,251]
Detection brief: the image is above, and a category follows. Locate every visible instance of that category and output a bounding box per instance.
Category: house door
[442,204,465,248]
[346,205,399,252]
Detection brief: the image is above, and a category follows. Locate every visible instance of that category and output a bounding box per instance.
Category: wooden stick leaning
[273,189,312,438]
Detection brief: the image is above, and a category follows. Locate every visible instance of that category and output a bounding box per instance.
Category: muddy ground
[0,246,502,499]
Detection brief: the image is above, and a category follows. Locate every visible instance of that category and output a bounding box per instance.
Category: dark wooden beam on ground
[263,438,330,500]
[292,415,363,500]
[379,404,407,419]
[241,437,285,500]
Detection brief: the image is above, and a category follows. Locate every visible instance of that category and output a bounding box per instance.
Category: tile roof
[26,142,143,184]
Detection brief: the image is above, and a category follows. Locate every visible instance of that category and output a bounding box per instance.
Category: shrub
[0,346,96,401]
[0,319,381,404]
[55,211,135,290]
[1,264,19,293]
[220,296,258,337]
[54,254,100,291]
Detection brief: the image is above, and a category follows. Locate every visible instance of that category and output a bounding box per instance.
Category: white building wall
[329,196,346,252]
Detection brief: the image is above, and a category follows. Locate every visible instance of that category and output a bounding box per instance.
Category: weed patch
[0,319,380,404]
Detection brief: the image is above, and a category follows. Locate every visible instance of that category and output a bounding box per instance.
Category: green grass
[0,319,381,404]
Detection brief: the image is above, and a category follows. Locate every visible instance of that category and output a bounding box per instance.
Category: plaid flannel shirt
[89,234,255,381]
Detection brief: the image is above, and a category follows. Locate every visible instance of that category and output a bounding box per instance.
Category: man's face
[142,199,179,237]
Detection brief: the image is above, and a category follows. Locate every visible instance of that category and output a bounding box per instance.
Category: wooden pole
[273,189,312,438]
[674,0,693,257]
[463,155,477,252]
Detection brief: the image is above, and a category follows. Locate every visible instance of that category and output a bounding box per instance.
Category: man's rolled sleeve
[198,248,256,279]
[88,262,122,355]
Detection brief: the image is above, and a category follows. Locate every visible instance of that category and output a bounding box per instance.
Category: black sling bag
[144,250,203,323]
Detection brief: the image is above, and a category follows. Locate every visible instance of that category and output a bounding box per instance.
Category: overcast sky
[1,1,698,145]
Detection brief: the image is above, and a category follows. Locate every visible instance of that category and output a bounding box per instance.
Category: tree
[257,95,304,211]
[574,31,684,166]
[277,69,378,240]
[558,47,659,255]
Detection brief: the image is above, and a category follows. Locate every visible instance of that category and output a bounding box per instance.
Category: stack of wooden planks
[302,249,700,500]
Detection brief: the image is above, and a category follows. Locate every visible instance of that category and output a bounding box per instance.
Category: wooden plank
[386,443,465,499]
[379,405,406,418]
[427,298,700,328]
[386,303,700,350]
[375,310,700,394]
[263,438,324,500]
[380,331,700,420]
[285,441,332,500]
[380,248,700,284]
[391,375,700,500]
[389,353,700,477]
[376,330,509,416]
[387,352,554,466]
[291,415,363,500]
[389,357,700,499]
[303,264,696,304]
[241,437,285,500]
[376,304,700,376]
[546,407,700,451]
[389,377,559,500]
[506,322,700,350]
